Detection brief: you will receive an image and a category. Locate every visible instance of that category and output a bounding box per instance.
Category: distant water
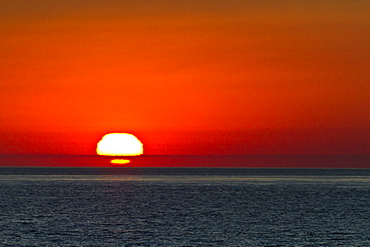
[1,168,369,246]
[0,155,369,168]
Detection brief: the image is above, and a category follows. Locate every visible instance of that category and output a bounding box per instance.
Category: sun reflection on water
[110,159,131,165]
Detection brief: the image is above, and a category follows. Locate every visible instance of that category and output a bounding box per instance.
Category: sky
[0,0,369,155]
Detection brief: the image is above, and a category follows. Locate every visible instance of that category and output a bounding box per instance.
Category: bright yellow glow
[96,133,143,156]
[110,159,131,165]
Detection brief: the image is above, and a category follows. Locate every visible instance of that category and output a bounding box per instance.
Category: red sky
[0,0,369,155]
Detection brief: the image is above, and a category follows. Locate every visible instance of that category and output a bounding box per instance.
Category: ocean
[0,165,369,246]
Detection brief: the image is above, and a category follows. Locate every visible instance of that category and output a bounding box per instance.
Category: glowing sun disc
[96,133,143,156]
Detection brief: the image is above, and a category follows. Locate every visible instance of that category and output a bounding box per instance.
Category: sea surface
[0,167,369,246]
[0,155,369,168]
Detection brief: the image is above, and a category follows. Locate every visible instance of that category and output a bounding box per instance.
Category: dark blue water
[1,168,369,246]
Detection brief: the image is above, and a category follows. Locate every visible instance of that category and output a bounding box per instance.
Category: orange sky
[0,0,369,155]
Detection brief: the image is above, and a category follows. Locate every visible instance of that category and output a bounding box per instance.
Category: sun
[96,133,143,156]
